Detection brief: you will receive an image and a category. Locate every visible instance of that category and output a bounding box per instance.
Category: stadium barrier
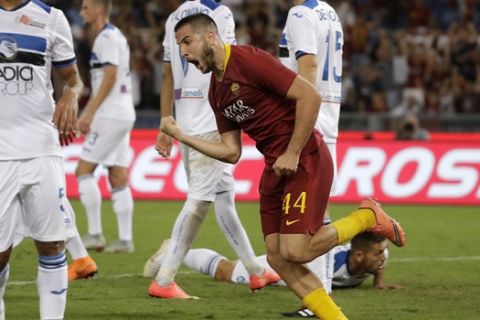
[64,130,480,205]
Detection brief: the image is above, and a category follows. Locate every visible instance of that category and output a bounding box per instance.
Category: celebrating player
[160,13,406,320]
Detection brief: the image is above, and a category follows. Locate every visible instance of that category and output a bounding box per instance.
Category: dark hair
[351,232,386,251]
[174,13,218,34]
[92,0,112,16]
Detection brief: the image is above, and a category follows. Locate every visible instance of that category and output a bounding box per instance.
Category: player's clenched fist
[160,116,182,140]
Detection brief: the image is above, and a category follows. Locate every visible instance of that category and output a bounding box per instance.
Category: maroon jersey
[209,45,322,164]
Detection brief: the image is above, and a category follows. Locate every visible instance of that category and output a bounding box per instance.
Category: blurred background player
[76,0,136,253]
[161,13,405,319]
[279,0,344,297]
[149,0,279,299]
[0,0,83,318]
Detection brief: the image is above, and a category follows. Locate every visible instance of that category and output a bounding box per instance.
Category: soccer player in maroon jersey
[161,13,406,320]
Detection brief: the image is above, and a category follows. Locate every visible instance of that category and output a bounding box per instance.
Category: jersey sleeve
[285,7,318,59]
[243,47,297,98]
[94,30,120,66]
[163,16,173,62]
[213,6,236,45]
[51,9,76,68]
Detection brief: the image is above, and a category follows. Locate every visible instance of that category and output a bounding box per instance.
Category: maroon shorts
[259,139,333,237]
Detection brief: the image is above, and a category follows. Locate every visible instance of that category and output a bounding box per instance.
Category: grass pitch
[6,201,480,319]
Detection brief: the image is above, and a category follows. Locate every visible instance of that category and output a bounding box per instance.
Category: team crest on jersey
[0,37,18,60]
[15,14,46,29]
[230,82,240,95]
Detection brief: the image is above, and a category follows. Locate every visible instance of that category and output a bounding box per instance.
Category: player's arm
[156,62,175,157]
[161,116,242,164]
[297,54,317,86]
[372,268,405,289]
[54,63,83,145]
[272,75,321,176]
[77,64,117,134]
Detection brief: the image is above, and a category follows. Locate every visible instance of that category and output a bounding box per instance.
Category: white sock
[184,249,226,278]
[38,252,67,320]
[0,264,10,320]
[214,191,263,275]
[155,199,210,286]
[66,227,88,260]
[323,217,334,294]
[111,186,134,241]
[78,175,102,235]
[64,201,88,260]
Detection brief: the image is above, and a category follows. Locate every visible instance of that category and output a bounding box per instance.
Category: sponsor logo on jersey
[15,14,46,29]
[221,99,255,123]
[175,87,204,99]
[230,82,240,95]
[0,37,17,60]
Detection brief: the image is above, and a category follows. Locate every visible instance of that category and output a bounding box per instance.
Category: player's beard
[202,42,215,73]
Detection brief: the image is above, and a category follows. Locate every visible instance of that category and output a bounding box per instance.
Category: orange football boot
[249,269,281,291]
[360,199,406,247]
[68,256,98,281]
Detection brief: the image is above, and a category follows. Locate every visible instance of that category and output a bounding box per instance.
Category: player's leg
[148,198,209,299]
[75,160,103,250]
[65,200,97,281]
[24,157,69,320]
[105,166,134,253]
[0,161,27,319]
[183,248,231,280]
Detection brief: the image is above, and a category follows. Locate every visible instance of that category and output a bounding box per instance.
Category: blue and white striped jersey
[0,0,76,159]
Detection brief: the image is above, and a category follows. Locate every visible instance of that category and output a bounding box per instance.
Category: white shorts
[326,142,338,196]
[182,131,235,201]
[80,117,134,167]
[0,157,69,252]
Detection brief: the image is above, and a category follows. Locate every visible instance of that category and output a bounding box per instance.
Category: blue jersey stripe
[0,32,47,53]
[200,0,219,10]
[32,0,52,13]
[301,0,318,9]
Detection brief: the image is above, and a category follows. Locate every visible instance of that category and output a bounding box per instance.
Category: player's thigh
[184,132,233,201]
[19,157,68,242]
[0,161,23,252]
[259,167,285,237]
[80,117,134,167]
[280,147,333,235]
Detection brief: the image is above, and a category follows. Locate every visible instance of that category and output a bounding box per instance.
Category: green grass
[6,201,480,319]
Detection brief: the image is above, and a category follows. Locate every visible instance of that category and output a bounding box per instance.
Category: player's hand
[53,91,78,146]
[155,131,173,158]
[160,116,182,140]
[374,283,405,290]
[76,108,94,135]
[272,152,299,176]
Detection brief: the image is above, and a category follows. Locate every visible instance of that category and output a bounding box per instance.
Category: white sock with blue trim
[38,252,67,320]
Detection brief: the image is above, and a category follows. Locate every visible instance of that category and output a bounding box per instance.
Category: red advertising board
[64,130,480,205]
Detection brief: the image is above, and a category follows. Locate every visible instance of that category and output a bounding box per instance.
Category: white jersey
[163,0,235,135]
[89,24,135,121]
[0,0,76,160]
[280,0,343,143]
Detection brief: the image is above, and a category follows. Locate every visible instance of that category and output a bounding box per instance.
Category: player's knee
[34,240,65,256]
[185,199,211,221]
[280,246,310,264]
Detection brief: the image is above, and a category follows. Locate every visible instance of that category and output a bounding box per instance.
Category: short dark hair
[92,0,112,16]
[351,232,386,251]
[174,13,218,34]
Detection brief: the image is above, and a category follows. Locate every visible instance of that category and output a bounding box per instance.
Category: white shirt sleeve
[163,16,173,62]
[286,7,319,58]
[213,6,236,45]
[51,9,76,66]
[95,30,120,66]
